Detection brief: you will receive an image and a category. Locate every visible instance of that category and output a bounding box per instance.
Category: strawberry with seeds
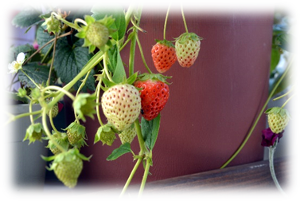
[175,8,203,67]
[134,74,170,121]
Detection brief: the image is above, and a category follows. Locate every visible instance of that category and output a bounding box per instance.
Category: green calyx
[46,131,69,155]
[175,32,203,44]
[23,123,44,144]
[43,148,91,169]
[75,15,116,53]
[73,93,97,122]
[155,39,175,48]
[265,107,291,118]
[64,122,87,145]
[136,73,172,85]
[94,123,118,146]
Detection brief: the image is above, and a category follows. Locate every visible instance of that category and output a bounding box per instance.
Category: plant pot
[63,12,274,187]
[9,104,48,189]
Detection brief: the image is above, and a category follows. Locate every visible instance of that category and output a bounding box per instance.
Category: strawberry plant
[7,5,203,194]
[1,1,298,200]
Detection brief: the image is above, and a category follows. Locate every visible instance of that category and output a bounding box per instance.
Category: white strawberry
[266,107,290,134]
[119,125,137,144]
[175,32,202,67]
[101,84,141,131]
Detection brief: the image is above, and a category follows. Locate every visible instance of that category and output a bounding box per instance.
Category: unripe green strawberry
[46,131,69,155]
[101,84,141,131]
[42,15,61,34]
[175,32,202,67]
[65,122,87,146]
[45,149,91,188]
[75,15,115,53]
[49,103,59,118]
[23,123,44,144]
[86,22,109,48]
[266,107,290,134]
[119,124,137,144]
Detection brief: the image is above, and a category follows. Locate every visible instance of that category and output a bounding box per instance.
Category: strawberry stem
[269,140,286,194]
[139,156,151,195]
[136,35,152,74]
[163,5,170,40]
[181,6,189,33]
[128,8,142,76]
[46,34,58,87]
[29,101,34,124]
[281,93,295,108]
[220,57,293,169]
[120,157,142,196]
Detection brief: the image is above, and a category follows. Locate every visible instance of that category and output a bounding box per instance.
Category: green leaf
[270,48,281,72]
[127,72,138,85]
[106,142,131,161]
[36,25,55,55]
[112,48,126,84]
[91,2,126,40]
[141,114,161,150]
[275,33,297,54]
[12,8,42,28]
[53,43,95,91]
[10,44,36,62]
[18,62,55,88]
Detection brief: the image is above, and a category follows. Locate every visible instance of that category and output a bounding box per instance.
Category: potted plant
[7,4,290,196]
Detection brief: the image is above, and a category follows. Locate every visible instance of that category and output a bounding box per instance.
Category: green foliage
[106,142,131,161]
[12,8,43,28]
[141,114,161,150]
[91,7,126,41]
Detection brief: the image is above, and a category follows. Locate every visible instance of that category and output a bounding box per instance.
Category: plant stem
[103,53,113,82]
[273,86,294,101]
[128,9,142,76]
[47,51,104,109]
[139,157,151,195]
[134,119,148,154]
[269,140,286,194]
[47,34,58,86]
[120,157,142,196]
[281,93,295,108]
[42,110,66,153]
[23,31,72,65]
[5,110,43,125]
[44,86,75,101]
[136,35,152,74]
[181,6,188,33]
[20,69,40,89]
[96,77,104,126]
[29,101,34,124]
[220,57,293,169]
[49,112,59,133]
[125,6,134,29]
[163,6,170,40]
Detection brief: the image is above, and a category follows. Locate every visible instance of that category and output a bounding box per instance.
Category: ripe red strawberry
[175,32,202,67]
[134,74,170,121]
[151,39,177,73]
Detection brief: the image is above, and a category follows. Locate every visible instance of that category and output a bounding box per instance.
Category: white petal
[17,52,25,64]
[8,64,13,70]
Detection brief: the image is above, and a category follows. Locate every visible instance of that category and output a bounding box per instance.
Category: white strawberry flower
[8,52,25,73]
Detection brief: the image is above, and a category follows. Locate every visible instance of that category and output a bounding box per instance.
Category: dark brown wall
[78,10,273,187]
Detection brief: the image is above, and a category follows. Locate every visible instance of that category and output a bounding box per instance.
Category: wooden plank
[72,156,298,199]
